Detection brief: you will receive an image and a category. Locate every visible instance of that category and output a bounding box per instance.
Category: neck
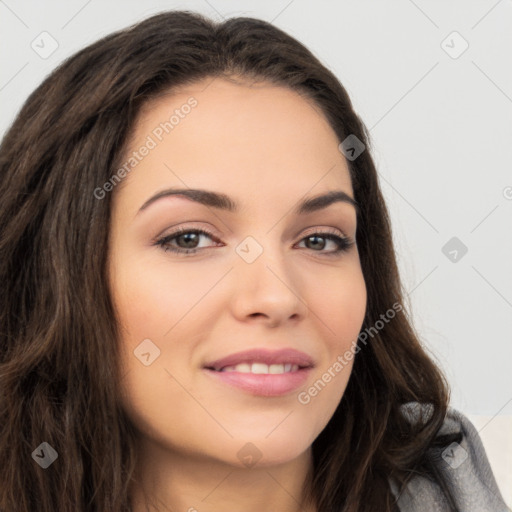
[129,438,317,512]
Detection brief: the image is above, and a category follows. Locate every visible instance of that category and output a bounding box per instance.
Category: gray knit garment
[388,403,510,511]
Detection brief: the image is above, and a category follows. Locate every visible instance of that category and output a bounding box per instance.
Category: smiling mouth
[203,363,313,397]
[202,348,315,396]
[208,362,304,374]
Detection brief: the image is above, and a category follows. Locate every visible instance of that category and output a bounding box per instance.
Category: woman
[0,10,507,512]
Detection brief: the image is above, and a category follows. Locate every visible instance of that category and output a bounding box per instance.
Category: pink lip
[203,366,313,397]
[202,348,315,397]
[204,348,314,371]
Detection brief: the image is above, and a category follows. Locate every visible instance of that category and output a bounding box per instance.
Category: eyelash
[154,227,354,257]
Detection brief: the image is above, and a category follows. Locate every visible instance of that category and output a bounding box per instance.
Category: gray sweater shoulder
[389,403,510,511]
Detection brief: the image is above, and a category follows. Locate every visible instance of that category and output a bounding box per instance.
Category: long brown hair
[0,10,461,511]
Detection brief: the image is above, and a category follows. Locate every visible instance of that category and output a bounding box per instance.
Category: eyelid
[155,222,349,242]
[154,222,221,241]
[153,223,354,257]
[299,225,347,239]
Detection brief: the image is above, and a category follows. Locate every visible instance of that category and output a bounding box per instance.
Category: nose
[229,238,309,327]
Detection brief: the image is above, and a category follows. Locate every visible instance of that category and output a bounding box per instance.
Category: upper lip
[204,348,315,371]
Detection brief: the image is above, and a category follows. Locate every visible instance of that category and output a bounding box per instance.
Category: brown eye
[304,234,328,250]
[297,231,354,256]
[175,232,201,249]
[155,228,219,255]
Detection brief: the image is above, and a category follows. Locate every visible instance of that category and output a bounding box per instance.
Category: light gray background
[1,0,511,502]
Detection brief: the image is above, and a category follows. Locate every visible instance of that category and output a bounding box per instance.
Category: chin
[214,431,313,469]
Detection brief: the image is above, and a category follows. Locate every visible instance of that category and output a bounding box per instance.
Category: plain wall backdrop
[1,0,511,505]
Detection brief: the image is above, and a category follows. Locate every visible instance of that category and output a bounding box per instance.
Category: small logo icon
[31,31,59,59]
[338,134,365,161]
[503,186,512,200]
[442,237,468,263]
[32,442,58,468]
[134,338,161,366]
[235,236,264,264]
[236,442,263,468]
[441,31,469,59]
[442,441,468,469]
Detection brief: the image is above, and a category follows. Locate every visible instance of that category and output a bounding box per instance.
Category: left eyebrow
[136,188,359,216]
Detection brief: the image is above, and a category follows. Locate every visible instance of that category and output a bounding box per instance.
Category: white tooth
[251,363,269,374]
[220,362,299,374]
[269,364,285,374]
[234,363,251,373]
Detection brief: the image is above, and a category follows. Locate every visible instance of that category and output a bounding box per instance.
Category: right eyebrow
[295,190,359,216]
[137,188,359,216]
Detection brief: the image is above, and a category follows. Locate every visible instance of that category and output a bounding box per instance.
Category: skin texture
[108,77,367,512]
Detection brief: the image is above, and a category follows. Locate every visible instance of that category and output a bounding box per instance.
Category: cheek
[307,261,367,344]
[325,283,365,329]
[111,251,207,342]
[293,262,366,431]
[111,255,219,419]
[112,262,205,446]
[110,244,367,464]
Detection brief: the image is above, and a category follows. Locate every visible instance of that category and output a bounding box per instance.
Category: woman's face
[108,77,367,468]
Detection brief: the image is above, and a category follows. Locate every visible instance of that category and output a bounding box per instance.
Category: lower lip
[203,367,313,396]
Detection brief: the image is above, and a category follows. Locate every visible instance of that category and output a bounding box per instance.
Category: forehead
[116,77,353,210]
